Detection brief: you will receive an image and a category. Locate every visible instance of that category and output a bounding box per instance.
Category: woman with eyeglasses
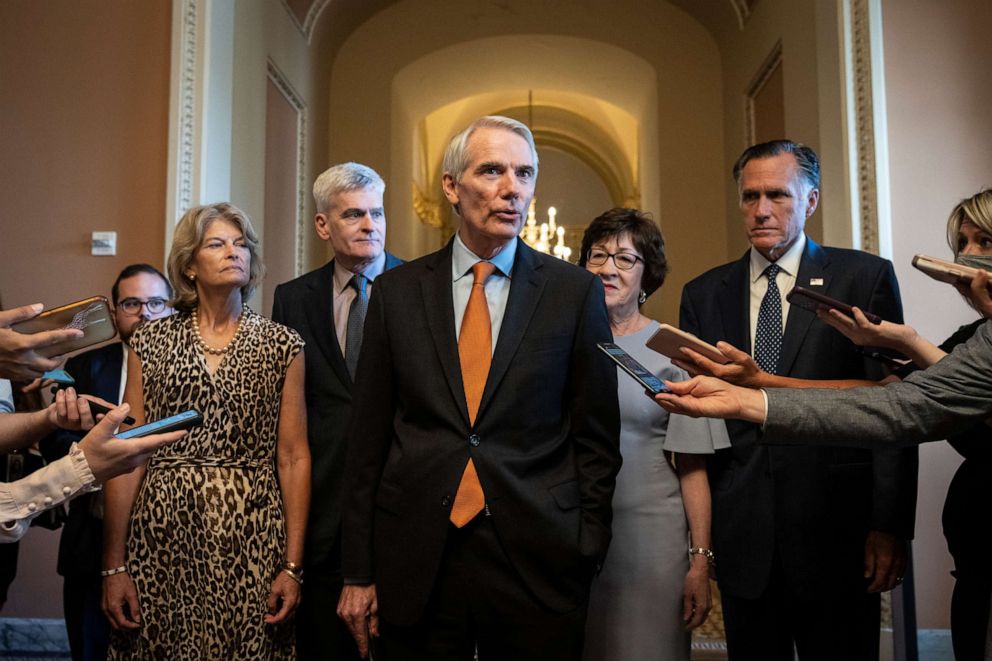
[579,208,728,661]
[101,203,310,659]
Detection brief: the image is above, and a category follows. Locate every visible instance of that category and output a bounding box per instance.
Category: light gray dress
[583,321,730,661]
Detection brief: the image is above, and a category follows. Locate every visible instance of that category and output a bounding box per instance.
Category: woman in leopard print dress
[101,203,310,659]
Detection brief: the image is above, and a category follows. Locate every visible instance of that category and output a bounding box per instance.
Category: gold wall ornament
[413,184,444,230]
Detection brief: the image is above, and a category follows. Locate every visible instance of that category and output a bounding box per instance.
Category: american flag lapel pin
[809,278,824,286]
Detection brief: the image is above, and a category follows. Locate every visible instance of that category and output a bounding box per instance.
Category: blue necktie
[345,274,368,380]
[754,264,782,374]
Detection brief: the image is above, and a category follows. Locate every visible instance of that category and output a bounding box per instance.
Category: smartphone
[912,254,981,285]
[597,342,669,394]
[786,286,882,325]
[10,296,118,357]
[115,409,203,439]
[645,324,730,365]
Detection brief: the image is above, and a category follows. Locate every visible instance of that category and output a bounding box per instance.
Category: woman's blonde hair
[167,202,264,312]
[946,189,992,256]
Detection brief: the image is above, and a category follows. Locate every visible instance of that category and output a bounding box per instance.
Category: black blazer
[41,342,124,577]
[679,237,918,599]
[341,240,621,626]
[271,253,403,575]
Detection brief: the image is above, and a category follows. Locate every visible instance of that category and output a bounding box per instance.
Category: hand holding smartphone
[598,342,669,394]
[786,286,882,324]
[10,297,117,357]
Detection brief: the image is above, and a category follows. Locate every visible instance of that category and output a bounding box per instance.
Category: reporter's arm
[1,445,97,543]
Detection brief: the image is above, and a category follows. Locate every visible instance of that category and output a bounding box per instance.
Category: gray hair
[442,115,539,184]
[313,162,386,214]
[732,140,820,193]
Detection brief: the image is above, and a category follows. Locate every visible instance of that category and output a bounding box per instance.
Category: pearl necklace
[191,305,249,355]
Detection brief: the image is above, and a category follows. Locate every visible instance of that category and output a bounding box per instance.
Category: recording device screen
[597,342,669,394]
[115,409,203,439]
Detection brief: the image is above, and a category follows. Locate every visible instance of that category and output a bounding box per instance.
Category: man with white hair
[336,116,620,660]
[272,162,403,660]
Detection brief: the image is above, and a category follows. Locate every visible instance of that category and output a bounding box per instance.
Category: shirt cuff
[759,388,769,429]
[68,442,99,491]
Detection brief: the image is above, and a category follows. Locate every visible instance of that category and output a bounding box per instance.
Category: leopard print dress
[109,309,304,660]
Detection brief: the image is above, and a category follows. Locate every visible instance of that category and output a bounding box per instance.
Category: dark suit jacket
[271,252,403,575]
[41,342,123,577]
[341,240,621,626]
[679,237,918,599]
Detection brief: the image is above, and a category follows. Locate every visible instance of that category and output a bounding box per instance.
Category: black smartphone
[786,286,882,325]
[48,382,136,426]
[115,409,203,439]
[597,342,669,394]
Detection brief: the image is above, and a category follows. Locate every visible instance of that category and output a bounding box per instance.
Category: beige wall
[0,0,172,619]
[882,0,992,629]
[0,0,172,309]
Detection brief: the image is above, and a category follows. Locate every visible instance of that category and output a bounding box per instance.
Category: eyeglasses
[118,297,169,315]
[585,249,644,271]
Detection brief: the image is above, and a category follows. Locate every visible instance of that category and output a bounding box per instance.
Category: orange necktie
[450,261,496,527]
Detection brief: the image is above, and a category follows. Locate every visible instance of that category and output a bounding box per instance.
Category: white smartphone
[645,324,729,365]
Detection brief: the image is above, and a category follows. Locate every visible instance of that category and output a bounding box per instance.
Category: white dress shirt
[748,233,806,352]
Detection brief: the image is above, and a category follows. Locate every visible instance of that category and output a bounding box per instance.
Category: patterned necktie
[344,274,368,380]
[450,261,496,527]
[754,263,783,374]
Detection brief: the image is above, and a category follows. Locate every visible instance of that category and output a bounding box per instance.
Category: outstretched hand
[673,341,766,388]
[78,403,187,483]
[654,375,766,424]
[817,307,914,352]
[0,304,81,380]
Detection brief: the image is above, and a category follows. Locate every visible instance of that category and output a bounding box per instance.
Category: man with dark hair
[677,140,918,659]
[272,162,403,660]
[42,263,172,661]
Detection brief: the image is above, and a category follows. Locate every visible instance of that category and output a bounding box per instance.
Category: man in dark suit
[336,116,621,660]
[272,162,402,661]
[42,264,173,661]
[678,140,918,660]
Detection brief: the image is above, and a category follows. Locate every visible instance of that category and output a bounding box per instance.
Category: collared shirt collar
[452,232,517,282]
[333,251,387,294]
[749,233,806,283]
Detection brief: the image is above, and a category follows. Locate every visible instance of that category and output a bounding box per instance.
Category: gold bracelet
[100,565,128,577]
[282,567,303,585]
[688,547,716,566]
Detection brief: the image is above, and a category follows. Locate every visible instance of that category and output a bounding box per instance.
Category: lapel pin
[809,278,824,286]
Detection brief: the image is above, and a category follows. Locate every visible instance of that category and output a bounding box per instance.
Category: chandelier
[520,198,573,261]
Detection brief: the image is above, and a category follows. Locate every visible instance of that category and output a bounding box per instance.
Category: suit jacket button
[469,434,481,447]
[441,494,452,507]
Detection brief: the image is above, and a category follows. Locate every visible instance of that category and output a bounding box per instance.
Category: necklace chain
[191,305,249,355]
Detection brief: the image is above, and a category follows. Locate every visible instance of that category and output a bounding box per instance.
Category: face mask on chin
[955,254,992,272]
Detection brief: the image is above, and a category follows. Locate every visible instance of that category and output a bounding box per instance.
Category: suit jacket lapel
[779,237,829,375]
[477,243,546,421]
[304,260,353,390]
[721,252,752,354]
[421,241,471,426]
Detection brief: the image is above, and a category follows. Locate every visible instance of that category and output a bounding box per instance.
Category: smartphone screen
[597,342,669,394]
[115,410,202,439]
